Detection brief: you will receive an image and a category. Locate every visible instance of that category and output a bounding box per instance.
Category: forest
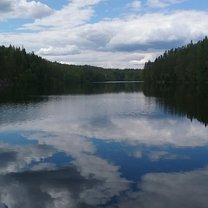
[2,37,208,91]
[144,37,208,83]
[0,45,143,91]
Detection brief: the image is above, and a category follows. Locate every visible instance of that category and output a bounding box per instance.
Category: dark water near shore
[0,83,207,208]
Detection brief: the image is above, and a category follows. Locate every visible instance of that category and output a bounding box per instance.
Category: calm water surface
[0,84,208,208]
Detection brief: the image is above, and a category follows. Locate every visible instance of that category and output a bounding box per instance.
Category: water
[0,84,208,208]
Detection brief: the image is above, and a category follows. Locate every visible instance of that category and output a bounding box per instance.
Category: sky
[0,0,208,69]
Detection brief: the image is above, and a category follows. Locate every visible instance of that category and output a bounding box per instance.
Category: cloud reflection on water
[117,167,208,208]
[0,93,207,148]
[0,92,207,207]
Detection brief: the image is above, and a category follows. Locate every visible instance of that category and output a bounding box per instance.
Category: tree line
[143,37,208,83]
[0,45,143,91]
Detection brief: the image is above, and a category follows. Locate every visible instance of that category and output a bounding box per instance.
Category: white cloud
[21,0,105,31]
[0,91,207,207]
[129,0,142,9]
[19,11,208,67]
[73,155,129,206]
[37,45,80,56]
[0,0,53,20]
[31,162,56,171]
[0,131,129,207]
[1,1,208,68]
[117,168,208,208]
[0,143,55,174]
[28,132,130,206]
[147,150,185,161]
[147,0,186,8]
[1,93,208,148]
[71,0,106,7]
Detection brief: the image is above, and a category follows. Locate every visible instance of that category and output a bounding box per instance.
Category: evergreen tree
[0,45,143,91]
[144,37,208,83]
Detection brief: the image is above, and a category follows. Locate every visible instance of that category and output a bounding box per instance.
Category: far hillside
[0,45,143,91]
[144,37,208,83]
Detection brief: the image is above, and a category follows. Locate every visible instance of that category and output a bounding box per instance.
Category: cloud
[43,50,155,68]
[147,0,186,8]
[0,133,129,207]
[0,166,98,208]
[0,91,207,207]
[71,0,106,7]
[31,163,56,171]
[147,150,186,161]
[23,11,208,67]
[128,0,142,9]
[1,5,208,68]
[0,0,207,68]
[37,45,80,56]
[21,0,105,31]
[1,93,208,149]
[0,150,17,167]
[0,143,56,174]
[0,162,128,208]
[0,202,7,208]
[0,1,12,12]
[72,155,129,206]
[0,129,129,207]
[103,11,207,52]
[117,167,208,208]
[0,0,53,20]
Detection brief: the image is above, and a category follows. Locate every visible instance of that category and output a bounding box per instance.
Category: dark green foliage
[144,37,208,83]
[0,45,143,91]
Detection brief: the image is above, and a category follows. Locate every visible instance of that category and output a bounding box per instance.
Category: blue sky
[0,0,208,68]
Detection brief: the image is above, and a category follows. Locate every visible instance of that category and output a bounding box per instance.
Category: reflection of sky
[116,167,208,208]
[0,93,208,207]
[93,139,208,184]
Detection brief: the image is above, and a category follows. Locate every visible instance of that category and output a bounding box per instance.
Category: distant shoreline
[93,81,144,84]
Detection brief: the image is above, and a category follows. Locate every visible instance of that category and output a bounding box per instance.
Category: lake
[0,83,208,208]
